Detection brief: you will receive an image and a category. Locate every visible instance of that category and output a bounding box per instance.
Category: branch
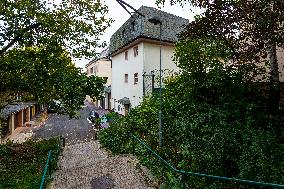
[215,31,239,60]
[0,22,41,56]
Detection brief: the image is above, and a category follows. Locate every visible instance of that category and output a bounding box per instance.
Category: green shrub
[0,138,61,189]
[105,111,120,122]
[98,36,284,188]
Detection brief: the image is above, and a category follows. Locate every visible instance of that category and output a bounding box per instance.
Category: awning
[104,86,111,93]
[0,102,36,120]
[118,97,130,105]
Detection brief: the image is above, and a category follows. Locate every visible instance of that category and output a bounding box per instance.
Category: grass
[0,138,61,189]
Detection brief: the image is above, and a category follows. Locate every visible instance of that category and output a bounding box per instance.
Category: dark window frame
[134,73,138,84]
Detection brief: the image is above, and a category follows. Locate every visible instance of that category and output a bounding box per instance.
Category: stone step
[49,141,152,189]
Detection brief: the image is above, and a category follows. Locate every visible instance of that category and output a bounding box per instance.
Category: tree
[157,0,284,116]
[0,0,112,58]
[0,0,111,116]
[99,35,284,187]
[0,45,106,117]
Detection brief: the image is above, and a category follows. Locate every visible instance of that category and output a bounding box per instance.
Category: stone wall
[109,6,188,54]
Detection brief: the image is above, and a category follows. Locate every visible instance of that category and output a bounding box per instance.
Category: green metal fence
[39,136,65,189]
[129,133,284,188]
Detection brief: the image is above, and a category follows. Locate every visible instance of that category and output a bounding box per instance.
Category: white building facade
[110,6,188,115]
[85,48,112,109]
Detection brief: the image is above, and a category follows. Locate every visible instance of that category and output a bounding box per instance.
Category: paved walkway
[28,102,153,189]
[33,104,108,145]
[49,141,152,189]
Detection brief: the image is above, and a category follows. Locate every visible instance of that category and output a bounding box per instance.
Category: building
[109,6,188,115]
[0,102,40,143]
[85,48,112,109]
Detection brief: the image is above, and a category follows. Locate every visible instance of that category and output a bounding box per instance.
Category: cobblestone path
[49,140,151,189]
[33,102,152,189]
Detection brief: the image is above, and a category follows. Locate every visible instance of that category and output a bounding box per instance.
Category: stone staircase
[49,141,152,189]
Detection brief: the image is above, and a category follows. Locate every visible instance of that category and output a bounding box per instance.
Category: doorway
[124,104,130,115]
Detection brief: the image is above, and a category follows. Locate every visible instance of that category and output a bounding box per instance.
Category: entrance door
[100,97,105,109]
[107,93,111,110]
[23,109,27,124]
[124,104,130,115]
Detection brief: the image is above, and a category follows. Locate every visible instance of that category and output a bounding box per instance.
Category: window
[122,29,126,37]
[133,46,138,57]
[124,74,128,83]
[134,73,138,84]
[131,21,136,32]
[125,51,128,60]
[87,68,89,74]
[90,67,94,74]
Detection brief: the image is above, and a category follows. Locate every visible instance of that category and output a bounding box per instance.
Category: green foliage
[0,0,113,58]
[158,0,284,116]
[105,112,120,122]
[99,36,284,188]
[0,138,61,189]
[99,117,131,154]
[0,46,106,118]
[0,0,110,117]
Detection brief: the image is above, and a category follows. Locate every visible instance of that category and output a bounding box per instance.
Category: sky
[74,0,203,69]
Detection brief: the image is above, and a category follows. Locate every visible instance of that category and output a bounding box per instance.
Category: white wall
[111,43,144,115]
[95,59,112,86]
[143,42,178,74]
[11,114,15,132]
[85,58,112,107]
[111,40,179,115]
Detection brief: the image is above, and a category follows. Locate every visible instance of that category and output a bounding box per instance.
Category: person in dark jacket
[87,110,100,125]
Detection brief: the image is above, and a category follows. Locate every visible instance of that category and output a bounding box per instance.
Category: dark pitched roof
[118,97,130,105]
[0,102,36,119]
[104,86,111,93]
[109,6,188,55]
[85,48,110,68]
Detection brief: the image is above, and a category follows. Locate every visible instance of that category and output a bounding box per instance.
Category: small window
[125,51,128,60]
[133,46,138,57]
[118,105,121,111]
[131,21,136,31]
[87,68,89,74]
[134,73,138,84]
[124,74,128,83]
[122,29,126,37]
[90,67,94,74]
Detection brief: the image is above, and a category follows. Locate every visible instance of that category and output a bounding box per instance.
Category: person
[87,110,100,125]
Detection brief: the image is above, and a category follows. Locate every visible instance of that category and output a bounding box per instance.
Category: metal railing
[129,133,284,189]
[39,136,65,189]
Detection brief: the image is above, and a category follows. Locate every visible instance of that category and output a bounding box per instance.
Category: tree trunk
[268,42,280,117]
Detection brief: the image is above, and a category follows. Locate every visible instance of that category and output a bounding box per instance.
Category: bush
[0,138,61,189]
[105,111,120,123]
[98,36,284,188]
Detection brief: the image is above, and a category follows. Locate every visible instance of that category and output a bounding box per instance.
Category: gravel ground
[33,102,108,145]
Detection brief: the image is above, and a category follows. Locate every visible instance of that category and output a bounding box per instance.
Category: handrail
[39,150,52,189]
[39,136,64,189]
[129,133,284,189]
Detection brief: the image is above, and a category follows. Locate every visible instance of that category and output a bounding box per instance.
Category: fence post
[60,136,65,148]
[151,71,155,93]
[142,72,145,96]
[49,153,52,179]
